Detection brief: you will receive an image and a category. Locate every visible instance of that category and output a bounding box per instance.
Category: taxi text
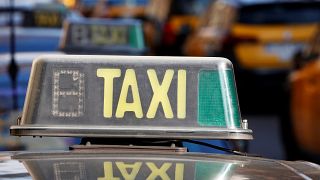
[34,12,61,27]
[98,161,184,180]
[97,69,186,119]
[72,25,128,46]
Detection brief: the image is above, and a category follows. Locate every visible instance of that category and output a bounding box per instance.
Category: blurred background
[0,0,319,164]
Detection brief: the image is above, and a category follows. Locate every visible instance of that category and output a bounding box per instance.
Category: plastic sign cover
[10,55,252,139]
[60,19,145,55]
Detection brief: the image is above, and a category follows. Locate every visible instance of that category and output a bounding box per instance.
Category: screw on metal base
[242,119,248,129]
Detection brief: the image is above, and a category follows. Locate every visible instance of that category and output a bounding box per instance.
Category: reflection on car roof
[1,151,320,179]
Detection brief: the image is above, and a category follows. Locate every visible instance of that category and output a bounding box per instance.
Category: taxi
[0,2,71,110]
[0,2,70,109]
[184,0,320,113]
[0,2,71,53]
[0,2,69,28]
[1,55,319,179]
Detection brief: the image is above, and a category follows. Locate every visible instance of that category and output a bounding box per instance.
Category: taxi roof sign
[60,19,146,55]
[10,55,252,140]
[23,3,68,28]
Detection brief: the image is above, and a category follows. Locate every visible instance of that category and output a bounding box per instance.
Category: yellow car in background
[284,26,320,162]
[230,4,318,70]
[186,0,319,69]
[185,0,320,113]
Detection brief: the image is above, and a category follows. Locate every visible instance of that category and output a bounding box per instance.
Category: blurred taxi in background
[0,1,70,111]
[286,26,320,163]
[144,0,212,55]
[185,0,320,113]
[59,18,146,55]
[0,2,71,53]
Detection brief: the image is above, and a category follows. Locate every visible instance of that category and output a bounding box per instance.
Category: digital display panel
[69,24,129,46]
[60,19,145,55]
[33,11,64,27]
[22,4,67,28]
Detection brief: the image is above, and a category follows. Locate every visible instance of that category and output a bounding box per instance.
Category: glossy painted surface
[0,151,319,179]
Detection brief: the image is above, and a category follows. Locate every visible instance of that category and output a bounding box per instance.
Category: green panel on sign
[198,70,225,126]
[129,25,144,49]
[195,162,234,180]
[198,70,241,127]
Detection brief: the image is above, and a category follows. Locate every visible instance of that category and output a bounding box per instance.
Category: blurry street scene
[0,0,319,164]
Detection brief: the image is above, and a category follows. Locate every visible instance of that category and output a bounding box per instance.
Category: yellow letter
[116,162,142,180]
[146,69,174,119]
[116,69,143,118]
[146,162,171,180]
[97,69,121,118]
[175,163,184,180]
[98,162,120,180]
[177,70,186,119]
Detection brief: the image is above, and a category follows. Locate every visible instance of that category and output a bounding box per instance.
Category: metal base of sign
[10,125,253,140]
